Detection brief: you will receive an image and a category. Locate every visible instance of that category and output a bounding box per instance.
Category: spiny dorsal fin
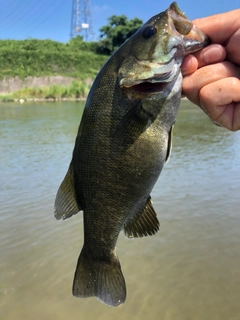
[54,162,80,220]
[124,196,160,238]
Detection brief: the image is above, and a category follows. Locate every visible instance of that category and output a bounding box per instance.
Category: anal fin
[54,162,80,220]
[124,196,160,238]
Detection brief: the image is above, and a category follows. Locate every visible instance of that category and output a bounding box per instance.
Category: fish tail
[72,247,126,307]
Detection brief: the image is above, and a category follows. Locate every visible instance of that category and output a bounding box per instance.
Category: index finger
[193,9,240,44]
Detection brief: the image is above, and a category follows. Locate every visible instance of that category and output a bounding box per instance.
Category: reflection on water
[1,100,239,320]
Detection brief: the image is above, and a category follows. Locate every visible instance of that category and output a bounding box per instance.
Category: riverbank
[0,38,109,102]
[1,97,87,103]
[0,76,93,102]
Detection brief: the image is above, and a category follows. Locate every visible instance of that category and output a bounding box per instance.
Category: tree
[97,15,143,54]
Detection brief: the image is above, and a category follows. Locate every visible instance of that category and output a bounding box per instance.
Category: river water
[1,100,239,320]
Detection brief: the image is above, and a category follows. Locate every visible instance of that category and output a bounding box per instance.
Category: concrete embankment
[0,76,92,95]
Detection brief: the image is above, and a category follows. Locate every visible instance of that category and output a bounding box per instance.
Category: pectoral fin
[54,162,80,220]
[165,125,173,163]
[113,100,154,146]
[124,196,160,238]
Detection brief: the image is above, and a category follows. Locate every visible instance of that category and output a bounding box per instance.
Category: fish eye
[142,26,157,39]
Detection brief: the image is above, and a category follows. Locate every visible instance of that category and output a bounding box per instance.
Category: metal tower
[70,0,94,41]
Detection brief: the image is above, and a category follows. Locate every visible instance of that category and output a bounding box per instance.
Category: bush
[0,39,108,79]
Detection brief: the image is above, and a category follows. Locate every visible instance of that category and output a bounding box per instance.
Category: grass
[0,39,109,80]
[3,80,92,101]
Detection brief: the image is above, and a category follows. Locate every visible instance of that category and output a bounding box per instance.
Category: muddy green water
[1,100,239,320]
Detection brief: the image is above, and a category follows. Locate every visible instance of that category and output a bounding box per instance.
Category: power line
[2,0,69,39]
[3,1,55,29]
[8,1,59,35]
[26,0,69,34]
[0,1,26,24]
[0,0,33,25]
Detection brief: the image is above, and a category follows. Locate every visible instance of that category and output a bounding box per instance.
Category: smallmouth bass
[54,2,209,307]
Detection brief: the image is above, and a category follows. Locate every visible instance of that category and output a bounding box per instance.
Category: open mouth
[128,69,174,95]
[132,81,169,94]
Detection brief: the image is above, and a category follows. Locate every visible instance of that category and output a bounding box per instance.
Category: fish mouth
[167,2,209,52]
[131,81,169,95]
[130,69,174,94]
[121,59,179,96]
[120,58,179,96]
[119,2,209,95]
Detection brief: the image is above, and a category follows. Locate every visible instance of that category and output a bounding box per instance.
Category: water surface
[1,100,239,320]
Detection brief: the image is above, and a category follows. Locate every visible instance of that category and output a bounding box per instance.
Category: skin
[181,9,240,131]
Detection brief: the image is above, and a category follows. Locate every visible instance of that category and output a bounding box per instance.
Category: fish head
[119,2,209,97]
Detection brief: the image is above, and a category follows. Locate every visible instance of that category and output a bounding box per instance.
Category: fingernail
[181,56,191,74]
[181,54,197,75]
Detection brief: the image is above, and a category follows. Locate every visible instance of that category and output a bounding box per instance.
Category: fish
[54,2,209,307]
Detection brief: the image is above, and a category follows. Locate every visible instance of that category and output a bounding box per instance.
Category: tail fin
[72,247,126,307]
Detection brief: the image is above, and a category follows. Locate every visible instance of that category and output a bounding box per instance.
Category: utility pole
[70,0,94,41]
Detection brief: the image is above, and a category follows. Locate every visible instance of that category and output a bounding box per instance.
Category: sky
[0,0,239,43]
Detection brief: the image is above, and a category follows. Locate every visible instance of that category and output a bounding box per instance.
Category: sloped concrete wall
[0,76,76,94]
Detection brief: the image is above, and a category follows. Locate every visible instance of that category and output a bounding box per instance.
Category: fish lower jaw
[120,66,180,98]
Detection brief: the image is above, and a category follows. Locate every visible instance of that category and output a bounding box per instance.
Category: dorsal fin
[124,196,160,238]
[54,162,80,220]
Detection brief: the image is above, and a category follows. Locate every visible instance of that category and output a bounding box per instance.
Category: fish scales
[54,2,209,307]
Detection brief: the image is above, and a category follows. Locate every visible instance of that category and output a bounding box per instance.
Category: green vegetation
[0,14,143,79]
[98,15,143,54]
[1,80,91,101]
[0,14,144,100]
[0,36,109,80]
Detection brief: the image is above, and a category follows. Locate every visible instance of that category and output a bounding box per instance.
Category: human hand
[181,9,240,131]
